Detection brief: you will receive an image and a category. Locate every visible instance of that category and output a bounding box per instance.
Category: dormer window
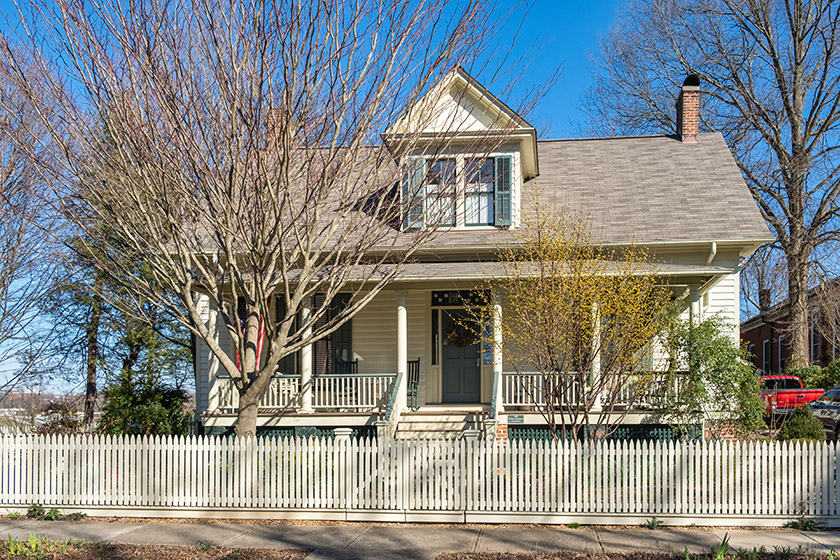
[426,159,456,226]
[384,67,539,229]
[465,159,494,226]
[402,154,513,230]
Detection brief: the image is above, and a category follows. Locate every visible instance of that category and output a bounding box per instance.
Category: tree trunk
[84,284,102,430]
[234,392,259,438]
[233,361,274,437]
[786,252,810,369]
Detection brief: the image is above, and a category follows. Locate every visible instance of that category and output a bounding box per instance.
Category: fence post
[463,429,480,513]
[335,428,352,512]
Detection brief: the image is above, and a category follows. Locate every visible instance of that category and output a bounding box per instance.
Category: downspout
[705,241,717,266]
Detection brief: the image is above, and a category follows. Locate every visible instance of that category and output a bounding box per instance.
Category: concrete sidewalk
[0,520,838,559]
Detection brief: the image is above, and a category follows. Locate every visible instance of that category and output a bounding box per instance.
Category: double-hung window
[425,159,456,226]
[402,154,513,229]
[466,159,495,226]
[811,311,822,364]
[762,339,771,373]
[402,158,455,228]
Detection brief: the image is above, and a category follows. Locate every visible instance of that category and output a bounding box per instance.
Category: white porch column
[492,292,503,417]
[396,291,408,410]
[689,285,701,325]
[205,297,221,414]
[590,301,602,412]
[300,297,313,413]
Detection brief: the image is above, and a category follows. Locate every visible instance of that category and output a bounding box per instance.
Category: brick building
[741,284,840,373]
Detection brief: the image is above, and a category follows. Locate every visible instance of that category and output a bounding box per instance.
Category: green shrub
[789,365,823,387]
[99,374,191,436]
[811,359,840,390]
[790,360,840,390]
[661,316,765,438]
[784,511,820,531]
[778,406,826,442]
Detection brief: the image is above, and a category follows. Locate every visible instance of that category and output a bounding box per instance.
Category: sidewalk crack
[473,527,483,553]
[341,525,371,550]
[220,525,256,548]
[595,530,605,555]
[101,523,150,543]
[800,531,829,551]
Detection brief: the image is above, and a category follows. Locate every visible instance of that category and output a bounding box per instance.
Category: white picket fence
[0,434,837,525]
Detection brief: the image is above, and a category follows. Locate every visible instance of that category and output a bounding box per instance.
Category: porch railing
[312,374,396,412]
[500,371,685,411]
[502,372,584,408]
[216,375,301,411]
[214,373,396,413]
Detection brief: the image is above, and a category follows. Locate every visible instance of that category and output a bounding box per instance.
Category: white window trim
[778,334,787,374]
[811,310,822,364]
[762,339,771,373]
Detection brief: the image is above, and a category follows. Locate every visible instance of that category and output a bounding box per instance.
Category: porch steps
[394,411,486,440]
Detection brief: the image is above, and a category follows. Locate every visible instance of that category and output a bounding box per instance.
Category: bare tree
[812,278,840,362]
[1,0,547,436]
[0,71,56,395]
[740,245,787,317]
[583,0,840,368]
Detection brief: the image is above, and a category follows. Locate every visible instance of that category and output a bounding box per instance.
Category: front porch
[201,368,683,438]
[197,281,706,437]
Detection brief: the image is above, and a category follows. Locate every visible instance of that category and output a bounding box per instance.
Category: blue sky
[493,0,623,138]
[0,0,622,139]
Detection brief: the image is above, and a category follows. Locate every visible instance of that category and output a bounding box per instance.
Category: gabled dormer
[383,67,538,230]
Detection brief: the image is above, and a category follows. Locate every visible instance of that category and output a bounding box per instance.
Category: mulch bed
[2,542,309,560]
[437,554,828,560]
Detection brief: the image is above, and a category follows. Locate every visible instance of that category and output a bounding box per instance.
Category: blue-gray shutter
[330,294,352,366]
[494,155,512,226]
[401,158,426,229]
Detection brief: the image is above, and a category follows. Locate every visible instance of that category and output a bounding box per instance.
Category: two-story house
[193,69,772,440]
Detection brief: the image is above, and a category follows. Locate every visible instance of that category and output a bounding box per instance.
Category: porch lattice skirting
[0,434,836,526]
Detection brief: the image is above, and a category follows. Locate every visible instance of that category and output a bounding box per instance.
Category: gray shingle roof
[530,132,770,244]
[416,132,771,250]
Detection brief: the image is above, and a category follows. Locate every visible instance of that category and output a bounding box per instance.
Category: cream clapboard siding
[353,290,427,403]
[197,291,427,413]
[703,271,740,342]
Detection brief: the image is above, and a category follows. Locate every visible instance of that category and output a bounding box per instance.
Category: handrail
[490,368,501,421]
[382,370,404,438]
[383,370,403,423]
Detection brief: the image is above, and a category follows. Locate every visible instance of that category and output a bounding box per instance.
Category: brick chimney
[676,74,700,143]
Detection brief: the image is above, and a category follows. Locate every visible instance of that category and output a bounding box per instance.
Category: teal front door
[441,311,481,403]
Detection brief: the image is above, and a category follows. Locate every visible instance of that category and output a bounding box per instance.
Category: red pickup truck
[760,375,824,415]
